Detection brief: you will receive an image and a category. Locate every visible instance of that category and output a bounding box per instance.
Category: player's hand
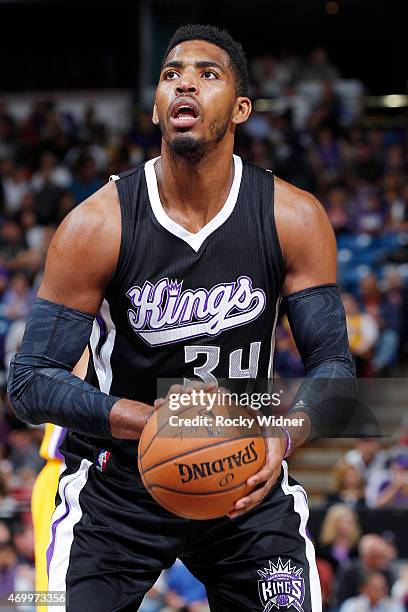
[227,433,287,519]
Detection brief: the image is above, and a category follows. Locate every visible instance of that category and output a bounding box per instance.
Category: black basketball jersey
[63,155,285,464]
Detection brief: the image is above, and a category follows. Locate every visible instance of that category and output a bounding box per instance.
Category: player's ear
[232,97,252,125]
[152,103,159,126]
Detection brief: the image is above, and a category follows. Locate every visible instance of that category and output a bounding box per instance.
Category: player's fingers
[187,380,217,391]
[246,463,275,488]
[228,481,272,518]
[154,398,165,410]
[237,478,274,509]
[246,445,283,487]
[168,384,186,396]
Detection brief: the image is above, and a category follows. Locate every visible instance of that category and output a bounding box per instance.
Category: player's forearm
[7,297,120,439]
[8,358,119,438]
[286,284,357,440]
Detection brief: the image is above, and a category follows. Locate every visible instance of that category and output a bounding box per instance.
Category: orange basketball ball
[138,396,266,520]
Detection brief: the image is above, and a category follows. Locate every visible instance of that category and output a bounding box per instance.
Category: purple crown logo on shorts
[257,558,305,611]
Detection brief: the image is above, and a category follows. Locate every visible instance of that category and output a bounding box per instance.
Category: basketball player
[8,25,355,612]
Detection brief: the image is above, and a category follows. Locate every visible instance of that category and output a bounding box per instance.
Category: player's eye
[202,70,218,79]
[164,70,179,80]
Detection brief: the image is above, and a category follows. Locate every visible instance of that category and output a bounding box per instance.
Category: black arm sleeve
[7,298,120,439]
[285,284,357,438]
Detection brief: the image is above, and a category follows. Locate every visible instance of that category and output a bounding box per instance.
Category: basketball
[138,395,267,519]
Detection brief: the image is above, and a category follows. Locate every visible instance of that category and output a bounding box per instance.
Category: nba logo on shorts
[257,558,305,611]
[96,450,111,472]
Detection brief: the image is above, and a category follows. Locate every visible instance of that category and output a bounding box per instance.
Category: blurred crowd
[316,438,408,609]
[0,46,407,610]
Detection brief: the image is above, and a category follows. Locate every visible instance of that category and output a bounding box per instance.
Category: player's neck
[155,142,235,232]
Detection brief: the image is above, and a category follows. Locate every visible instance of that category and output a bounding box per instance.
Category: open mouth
[170,100,200,129]
[173,105,197,120]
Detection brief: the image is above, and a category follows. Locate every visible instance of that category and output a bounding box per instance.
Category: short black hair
[163,24,249,97]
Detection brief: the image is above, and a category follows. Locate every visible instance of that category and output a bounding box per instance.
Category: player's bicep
[38,182,120,314]
[275,179,336,296]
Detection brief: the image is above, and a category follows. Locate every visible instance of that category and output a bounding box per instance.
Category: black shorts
[47,448,322,612]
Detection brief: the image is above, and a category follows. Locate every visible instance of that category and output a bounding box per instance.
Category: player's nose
[175,78,199,95]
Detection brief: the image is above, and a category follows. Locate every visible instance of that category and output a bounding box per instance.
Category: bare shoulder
[274,176,337,294]
[274,176,332,234]
[38,181,121,311]
[59,180,120,241]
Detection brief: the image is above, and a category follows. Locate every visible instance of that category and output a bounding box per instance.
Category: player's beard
[160,113,231,162]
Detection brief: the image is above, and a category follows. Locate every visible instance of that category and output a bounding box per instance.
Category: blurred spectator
[0,111,16,163]
[360,274,403,375]
[391,565,408,608]
[0,220,26,270]
[0,541,35,609]
[4,318,25,373]
[0,472,17,520]
[312,127,342,186]
[7,429,43,474]
[69,155,102,204]
[316,557,335,612]
[327,460,366,509]
[325,186,351,234]
[0,161,29,214]
[30,151,71,192]
[354,190,385,235]
[318,504,360,572]
[0,522,11,544]
[342,293,379,375]
[274,323,304,378]
[344,439,388,484]
[13,523,34,565]
[336,534,396,605]
[0,541,19,601]
[2,273,34,322]
[371,454,408,508]
[349,143,383,187]
[339,571,404,612]
[299,48,340,82]
[18,210,45,251]
[163,559,209,612]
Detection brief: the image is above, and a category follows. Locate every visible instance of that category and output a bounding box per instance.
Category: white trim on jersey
[267,295,281,380]
[280,461,322,612]
[144,154,243,252]
[47,459,92,610]
[48,424,64,458]
[89,299,116,394]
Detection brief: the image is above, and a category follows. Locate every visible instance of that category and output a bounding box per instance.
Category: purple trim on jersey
[46,480,70,574]
[54,427,67,460]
